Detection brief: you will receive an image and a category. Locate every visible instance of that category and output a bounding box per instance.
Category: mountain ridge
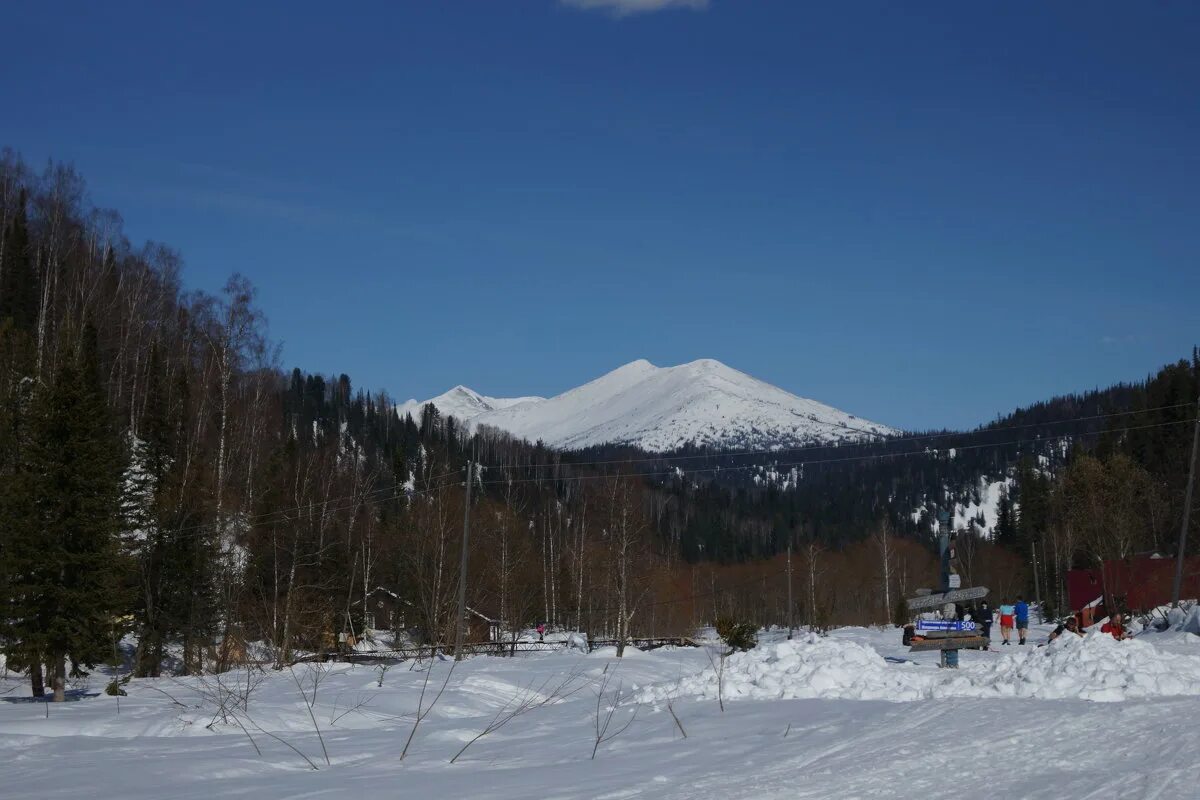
[395,386,546,425]
[399,359,898,452]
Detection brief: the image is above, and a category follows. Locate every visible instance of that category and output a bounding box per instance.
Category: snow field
[5,628,1200,798]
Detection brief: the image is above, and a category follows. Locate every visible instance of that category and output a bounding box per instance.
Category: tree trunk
[30,660,44,698]
[575,515,586,632]
[542,515,550,626]
[808,544,819,632]
[51,656,66,702]
[549,511,557,628]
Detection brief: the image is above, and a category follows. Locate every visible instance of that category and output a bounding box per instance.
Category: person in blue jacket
[1015,596,1030,645]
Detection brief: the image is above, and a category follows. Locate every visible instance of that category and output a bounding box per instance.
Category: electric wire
[471,401,1196,472]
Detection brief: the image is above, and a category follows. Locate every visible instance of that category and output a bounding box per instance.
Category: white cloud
[561,0,709,18]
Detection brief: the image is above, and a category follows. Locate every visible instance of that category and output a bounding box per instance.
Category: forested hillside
[1,150,1196,696]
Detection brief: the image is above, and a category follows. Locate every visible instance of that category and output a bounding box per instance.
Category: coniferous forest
[1,149,1197,696]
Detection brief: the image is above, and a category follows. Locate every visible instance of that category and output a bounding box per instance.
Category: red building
[1067,555,1200,620]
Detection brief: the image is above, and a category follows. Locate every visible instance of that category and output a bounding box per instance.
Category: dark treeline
[1,151,1196,698]
[595,353,1199,617]
[575,360,1196,562]
[0,151,752,697]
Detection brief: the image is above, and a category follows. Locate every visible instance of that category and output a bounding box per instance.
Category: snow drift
[640,632,1200,705]
[638,634,925,703]
[941,631,1200,702]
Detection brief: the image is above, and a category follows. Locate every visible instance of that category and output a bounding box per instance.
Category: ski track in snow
[3,625,1199,799]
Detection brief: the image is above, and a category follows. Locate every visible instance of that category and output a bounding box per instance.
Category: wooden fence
[305,636,698,665]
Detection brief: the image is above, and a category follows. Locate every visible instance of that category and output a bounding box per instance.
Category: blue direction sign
[916,620,977,632]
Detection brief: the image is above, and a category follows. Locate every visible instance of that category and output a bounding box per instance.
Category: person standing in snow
[1100,612,1131,640]
[977,601,994,642]
[998,599,1016,645]
[536,623,546,642]
[1015,596,1030,645]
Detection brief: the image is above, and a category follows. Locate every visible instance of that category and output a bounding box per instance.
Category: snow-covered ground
[4,622,1200,799]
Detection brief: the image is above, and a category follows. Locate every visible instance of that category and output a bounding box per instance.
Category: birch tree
[872,520,896,625]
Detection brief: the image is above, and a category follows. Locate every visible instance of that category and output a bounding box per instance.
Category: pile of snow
[1164,603,1200,635]
[1182,607,1200,636]
[939,632,1200,702]
[641,632,1200,706]
[638,635,927,704]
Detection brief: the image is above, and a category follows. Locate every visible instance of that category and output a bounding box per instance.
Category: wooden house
[353,586,409,631]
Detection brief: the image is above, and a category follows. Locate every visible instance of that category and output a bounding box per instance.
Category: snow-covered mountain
[396,385,545,424]
[399,359,898,452]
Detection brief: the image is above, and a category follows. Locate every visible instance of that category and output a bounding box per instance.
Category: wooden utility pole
[1031,540,1044,623]
[454,461,474,660]
[1172,394,1200,607]
[786,542,794,640]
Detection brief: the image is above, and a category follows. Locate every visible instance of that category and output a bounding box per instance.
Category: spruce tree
[5,326,126,700]
[994,488,1016,546]
[0,322,38,690]
[1014,457,1050,558]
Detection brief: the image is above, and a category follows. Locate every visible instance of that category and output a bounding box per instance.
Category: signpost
[905,586,990,611]
[904,510,990,667]
[916,620,976,632]
[909,636,988,652]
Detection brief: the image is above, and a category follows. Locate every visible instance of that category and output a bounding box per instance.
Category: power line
[144,415,1197,543]
[148,467,466,541]
[565,566,794,619]
[473,402,1196,472]
[469,417,1199,490]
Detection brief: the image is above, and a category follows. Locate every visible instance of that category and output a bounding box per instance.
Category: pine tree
[0,321,38,690]
[4,326,127,700]
[1014,457,1049,558]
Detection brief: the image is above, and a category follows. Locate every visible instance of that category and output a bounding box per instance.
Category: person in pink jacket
[997,600,1016,645]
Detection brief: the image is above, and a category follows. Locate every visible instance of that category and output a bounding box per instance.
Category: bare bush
[591,663,640,760]
[400,652,458,761]
[703,644,728,713]
[289,664,331,767]
[450,665,587,763]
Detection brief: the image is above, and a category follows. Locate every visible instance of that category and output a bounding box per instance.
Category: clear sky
[4,1,1198,431]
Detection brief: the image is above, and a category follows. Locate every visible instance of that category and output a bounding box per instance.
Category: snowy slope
[911,476,1016,539]
[401,359,897,452]
[396,385,545,425]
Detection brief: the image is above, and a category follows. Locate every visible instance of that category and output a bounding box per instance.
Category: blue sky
[4,1,1198,430]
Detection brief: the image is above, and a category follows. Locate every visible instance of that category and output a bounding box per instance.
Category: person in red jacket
[1100,612,1131,640]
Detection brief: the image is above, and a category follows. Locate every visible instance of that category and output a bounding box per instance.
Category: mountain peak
[609,358,657,374]
[682,357,724,370]
[396,384,545,422]
[401,359,897,452]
